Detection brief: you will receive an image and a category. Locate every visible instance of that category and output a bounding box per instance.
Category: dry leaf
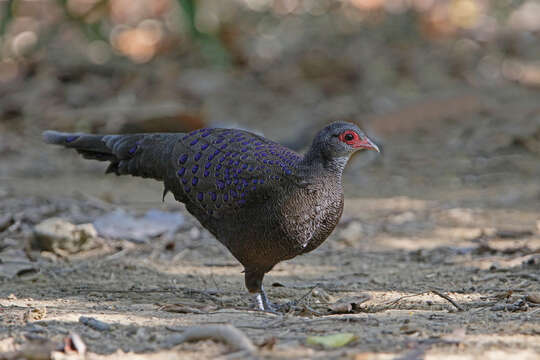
[306,333,356,348]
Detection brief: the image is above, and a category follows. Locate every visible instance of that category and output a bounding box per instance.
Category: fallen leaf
[306,333,356,348]
[159,304,205,314]
[328,295,371,314]
[23,307,47,323]
[93,209,184,243]
[34,218,98,254]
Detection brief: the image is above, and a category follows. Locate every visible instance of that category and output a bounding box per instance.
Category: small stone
[526,292,540,304]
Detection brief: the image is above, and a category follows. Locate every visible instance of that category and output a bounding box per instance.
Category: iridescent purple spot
[238,199,246,205]
[253,179,258,184]
[217,180,225,189]
[242,164,248,169]
[248,167,254,172]
[255,142,262,146]
[205,162,212,169]
[285,169,292,175]
[194,152,202,161]
[213,149,220,156]
[241,155,248,160]
[208,154,215,161]
[177,167,186,176]
[233,178,239,185]
[260,179,265,184]
[210,192,217,201]
[201,131,211,137]
[204,170,210,177]
[192,165,199,174]
[197,192,204,201]
[228,160,234,166]
[184,186,191,193]
[182,177,188,184]
[252,185,257,191]
[233,160,240,166]
[179,154,188,164]
[192,177,198,186]
[219,157,226,163]
[240,192,246,198]
[241,147,248,153]
[215,137,224,144]
[223,193,229,201]
[190,139,199,146]
[201,143,210,150]
[231,152,238,157]
[128,145,138,155]
[237,184,243,191]
[226,179,232,185]
[242,141,250,145]
[220,144,228,150]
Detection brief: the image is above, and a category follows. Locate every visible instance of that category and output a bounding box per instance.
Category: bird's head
[312,122,380,161]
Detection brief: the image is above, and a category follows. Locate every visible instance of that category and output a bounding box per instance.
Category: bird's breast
[278,181,344,255]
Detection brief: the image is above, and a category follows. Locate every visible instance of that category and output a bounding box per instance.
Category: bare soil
[1,108,539,359]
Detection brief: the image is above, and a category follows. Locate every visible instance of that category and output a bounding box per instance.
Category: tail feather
[43,130,178,181]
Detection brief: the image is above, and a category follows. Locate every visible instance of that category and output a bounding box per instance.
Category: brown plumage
[43,122,379,311]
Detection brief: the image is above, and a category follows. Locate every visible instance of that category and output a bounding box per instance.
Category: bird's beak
[355,136,380,152]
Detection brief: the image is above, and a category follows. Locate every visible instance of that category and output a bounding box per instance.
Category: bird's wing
[167,128,302,219]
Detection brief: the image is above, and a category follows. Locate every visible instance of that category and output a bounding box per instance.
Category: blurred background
[1,0,540,204]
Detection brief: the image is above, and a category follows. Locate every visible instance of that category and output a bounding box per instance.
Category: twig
[385,291,428,307]
[294,284,319,304]
[163,325,256,355]
[431,290,464,311]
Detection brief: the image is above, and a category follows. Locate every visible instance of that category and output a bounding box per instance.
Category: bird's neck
[300,147,349,180]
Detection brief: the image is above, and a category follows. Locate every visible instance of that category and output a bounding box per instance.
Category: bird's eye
[338,130,359,145]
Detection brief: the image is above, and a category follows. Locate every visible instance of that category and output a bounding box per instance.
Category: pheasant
[43,122,379,311]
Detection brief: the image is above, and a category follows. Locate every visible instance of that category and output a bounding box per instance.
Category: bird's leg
[245,270,277,312]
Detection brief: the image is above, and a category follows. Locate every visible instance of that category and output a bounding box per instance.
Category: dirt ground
[1,3,540,358]
[1,98,540,359]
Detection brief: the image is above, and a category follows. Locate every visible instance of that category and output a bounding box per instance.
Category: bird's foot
[252,286,280,313]
[253,294,278,313]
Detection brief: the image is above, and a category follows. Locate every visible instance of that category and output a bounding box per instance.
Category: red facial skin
[338,130,379,152]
